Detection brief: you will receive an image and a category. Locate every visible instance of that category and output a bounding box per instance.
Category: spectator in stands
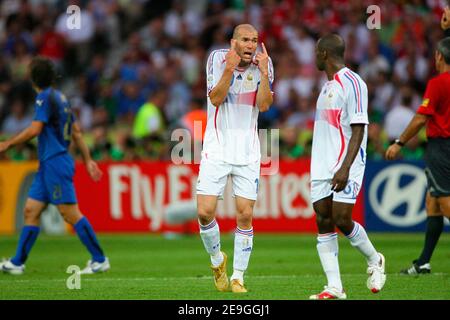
[0,1,449,162]
[384,84,417,143]
[1,99,32,135]
[133,89,167,140]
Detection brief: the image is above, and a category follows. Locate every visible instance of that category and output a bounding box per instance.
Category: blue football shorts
[28,153,77,205]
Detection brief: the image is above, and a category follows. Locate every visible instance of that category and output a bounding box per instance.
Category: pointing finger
[261,42,268,55]
[230,39,237,51]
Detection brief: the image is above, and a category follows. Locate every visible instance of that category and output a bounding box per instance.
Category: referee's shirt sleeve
[417,78,440,116]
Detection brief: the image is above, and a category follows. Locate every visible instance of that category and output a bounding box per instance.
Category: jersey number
[63,110,72,142]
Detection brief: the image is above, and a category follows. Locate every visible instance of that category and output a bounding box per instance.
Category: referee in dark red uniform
[386,35,450,275]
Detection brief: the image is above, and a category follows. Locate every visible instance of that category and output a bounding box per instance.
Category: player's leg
[309,182,346,300]
[437,196,450,219]
[332,200,380,265]
[332,190,385,293]
[196,158,230,291]
[229,162,259,293]
[1,168,50,274]
[402,193,443,275]
[47,154,108,274]
[229,196,254,293]
[0,198,47,274]
[57,203,109,274]
[197,195,223,267]
[409,139,450,274]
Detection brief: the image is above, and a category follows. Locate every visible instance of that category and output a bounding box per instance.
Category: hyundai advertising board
[365,160,450,232]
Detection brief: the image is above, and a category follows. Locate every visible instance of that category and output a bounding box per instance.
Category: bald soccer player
[197,24,274,293]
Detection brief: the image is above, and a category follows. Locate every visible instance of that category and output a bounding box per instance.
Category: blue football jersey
[33,88,74,162]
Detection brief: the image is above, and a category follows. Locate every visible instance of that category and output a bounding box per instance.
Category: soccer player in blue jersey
[0,57,109,275]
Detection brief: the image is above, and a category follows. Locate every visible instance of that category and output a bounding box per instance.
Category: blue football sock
[74,217,105,263]
[11,226,40,266]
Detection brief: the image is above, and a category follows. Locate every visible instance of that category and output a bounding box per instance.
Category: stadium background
[0,0,449,235]
[0,0,450,301]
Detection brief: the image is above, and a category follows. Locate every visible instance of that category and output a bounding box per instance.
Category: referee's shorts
[424,137,450,197]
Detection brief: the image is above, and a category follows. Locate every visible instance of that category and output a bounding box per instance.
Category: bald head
[317,34,346,60]
[233,24,258,40]
[315,33,346,72]
[230,24,258,66]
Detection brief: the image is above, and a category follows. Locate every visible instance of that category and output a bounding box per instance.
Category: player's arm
[397,113,428,144]
[256,43,273,112]
[71,121,102,181]
[386,77,437,160]
[331,124,365,192]
[0,121,44,153]
[385,114,429,160]
[209,40,241,107]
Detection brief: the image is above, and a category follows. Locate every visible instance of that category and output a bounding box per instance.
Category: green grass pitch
[0,233,449,300]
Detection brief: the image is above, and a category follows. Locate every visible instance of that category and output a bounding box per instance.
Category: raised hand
[255,42,269,76]
[225,39,241,71]
[441,6,450,30]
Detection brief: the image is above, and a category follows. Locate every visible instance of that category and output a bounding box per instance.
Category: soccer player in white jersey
[197,24,274,293]
[309,34,386,300]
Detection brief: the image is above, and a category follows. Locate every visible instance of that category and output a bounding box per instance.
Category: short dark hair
[437,37,450,65]
[318,34,346,60]
[29,57,56,89]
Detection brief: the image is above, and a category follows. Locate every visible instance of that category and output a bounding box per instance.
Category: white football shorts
[310,175,363,205]
[196,157,260,201]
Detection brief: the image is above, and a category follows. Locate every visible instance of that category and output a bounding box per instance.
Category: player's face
[234,30,258,64]
[315,43,326,71]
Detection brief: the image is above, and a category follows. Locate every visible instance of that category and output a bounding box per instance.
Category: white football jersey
[203,49,274,165]
[311,67,368,180]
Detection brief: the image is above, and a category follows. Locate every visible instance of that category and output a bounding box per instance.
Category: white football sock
[230,270,244,283]
[346,222,379,266]
[199,219,223,267]
[231,227,253,282]
[317,232,342,291]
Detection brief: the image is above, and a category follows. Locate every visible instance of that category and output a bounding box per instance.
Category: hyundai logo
[369,164,427,227]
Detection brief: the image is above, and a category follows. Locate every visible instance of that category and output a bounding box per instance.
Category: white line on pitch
[0,273,448,283]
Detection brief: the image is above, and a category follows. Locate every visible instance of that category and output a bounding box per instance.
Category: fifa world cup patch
[243,73,255,90]
[421,98,429,107]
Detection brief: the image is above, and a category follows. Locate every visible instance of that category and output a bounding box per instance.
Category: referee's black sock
[416,216,444,266]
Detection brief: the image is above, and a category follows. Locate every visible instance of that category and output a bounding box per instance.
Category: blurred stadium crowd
[0,0,449,162]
